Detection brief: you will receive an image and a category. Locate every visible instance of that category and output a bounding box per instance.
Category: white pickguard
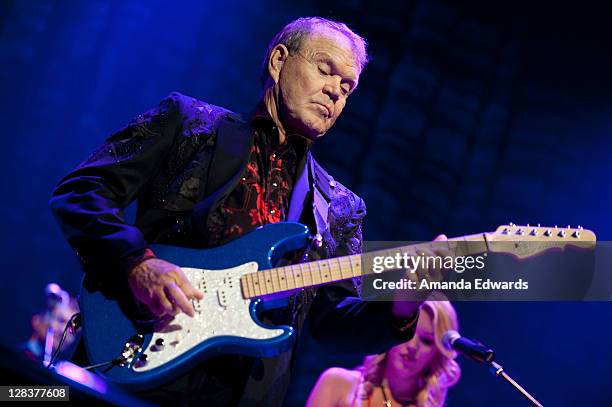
[132,262,284,372]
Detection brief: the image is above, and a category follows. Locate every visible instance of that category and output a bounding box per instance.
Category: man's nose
[323,80,341,102]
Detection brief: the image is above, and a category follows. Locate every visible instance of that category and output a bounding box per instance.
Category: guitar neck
[239,233,488,299]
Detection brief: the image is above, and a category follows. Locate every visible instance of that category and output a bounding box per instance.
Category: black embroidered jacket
[50,92,415,405]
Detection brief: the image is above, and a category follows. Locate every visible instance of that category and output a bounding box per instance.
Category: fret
[326,259,336,280]
[240,275,250,298]
[263,269,272,293]
[319,260,334,282]
[335,258,344,279]
[332,258,343,280]
[301,263,312,288]
[311,263,318,286]
[338,257,350,280]
[310,262,322,286]
[310,263,319,286]
[303,262,314,286]
[271,267,280,293]
[286,265,296,290]
[277,266,288,292]
[346,257,356,278]
[246,273,256,298]
[461,234,487,255]
[383,248,395,259]
[348,254,360,277]
[255,271,265,296]
[263,269,274,294]
[317,261,330,283]
[293,264,304,289]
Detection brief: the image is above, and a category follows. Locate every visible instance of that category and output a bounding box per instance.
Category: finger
[153,290,175,316]
[147,297,167,318]
[430,235,450,255]
[166,282,195,317]
[415,256,429,281]
[430,258,443,282]
[419,249,435,278]
[175,269,204,300]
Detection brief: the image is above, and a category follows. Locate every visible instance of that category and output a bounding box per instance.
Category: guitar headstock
[485,224,597,259]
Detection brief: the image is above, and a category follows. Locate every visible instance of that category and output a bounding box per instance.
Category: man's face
[275,30,360,139]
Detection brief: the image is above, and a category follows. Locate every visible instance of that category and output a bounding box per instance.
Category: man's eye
[318,66,330,75]
[341,86,350,96]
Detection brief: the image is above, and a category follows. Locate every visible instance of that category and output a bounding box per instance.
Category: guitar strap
[309,155,332,237]
[286,152,310,223]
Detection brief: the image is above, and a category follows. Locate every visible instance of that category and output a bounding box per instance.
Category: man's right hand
[127,258,204,318]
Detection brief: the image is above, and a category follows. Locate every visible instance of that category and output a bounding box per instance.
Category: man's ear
[268,44,290,84]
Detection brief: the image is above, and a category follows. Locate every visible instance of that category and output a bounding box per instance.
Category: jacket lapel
[287,152,311,222]
[204,116,253,195]
[287,153,331,236]
[190,115,254,236]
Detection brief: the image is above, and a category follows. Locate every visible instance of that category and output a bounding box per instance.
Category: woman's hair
[358,294,461,406]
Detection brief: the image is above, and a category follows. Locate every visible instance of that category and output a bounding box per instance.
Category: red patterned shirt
[205,115,309,246]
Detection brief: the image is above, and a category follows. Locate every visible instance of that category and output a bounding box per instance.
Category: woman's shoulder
[320,367,362,384]
[314,368,364,407]
[323,368,363,396]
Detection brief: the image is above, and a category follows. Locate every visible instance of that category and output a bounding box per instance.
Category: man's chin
[305,120,331,139]
[292,122,327,140]
[303,128,326,140]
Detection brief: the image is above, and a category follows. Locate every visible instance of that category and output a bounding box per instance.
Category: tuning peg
[509,222,515,227]
[537,223,541,227]
[572,230,581,238]
[578,225,583,230]
[530,228,538,236]
[516,228,524,235]
[544,229,552,237]
[502,228,510,235]
[558,230,566,237]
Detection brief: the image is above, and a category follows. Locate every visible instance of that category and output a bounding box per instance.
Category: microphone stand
[488,361,543,407]
[444,331,544,406]
[43,321,55,367]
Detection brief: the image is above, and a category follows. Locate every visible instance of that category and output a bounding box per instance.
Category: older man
[51,17,421,405]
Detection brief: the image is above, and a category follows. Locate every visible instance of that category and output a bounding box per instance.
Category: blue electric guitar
[79,222,595,390]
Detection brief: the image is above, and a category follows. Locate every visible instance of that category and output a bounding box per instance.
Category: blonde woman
[306,298,461,407]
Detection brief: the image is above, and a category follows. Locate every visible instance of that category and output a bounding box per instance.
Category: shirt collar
[248,101,312,154]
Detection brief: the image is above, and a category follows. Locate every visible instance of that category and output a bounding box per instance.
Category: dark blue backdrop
[1,1,611,405]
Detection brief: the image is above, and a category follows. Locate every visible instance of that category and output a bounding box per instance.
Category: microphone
[442,330,495,364]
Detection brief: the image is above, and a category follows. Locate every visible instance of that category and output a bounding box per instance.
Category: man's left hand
[391,234,449,319]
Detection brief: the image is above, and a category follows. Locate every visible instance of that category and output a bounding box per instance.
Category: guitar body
[79,222,310,391]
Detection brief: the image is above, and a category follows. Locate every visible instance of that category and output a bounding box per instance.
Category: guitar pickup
[193,298,203,313]
[217,290,228,307]
[198,279,208,294]
[223,276,234,289]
